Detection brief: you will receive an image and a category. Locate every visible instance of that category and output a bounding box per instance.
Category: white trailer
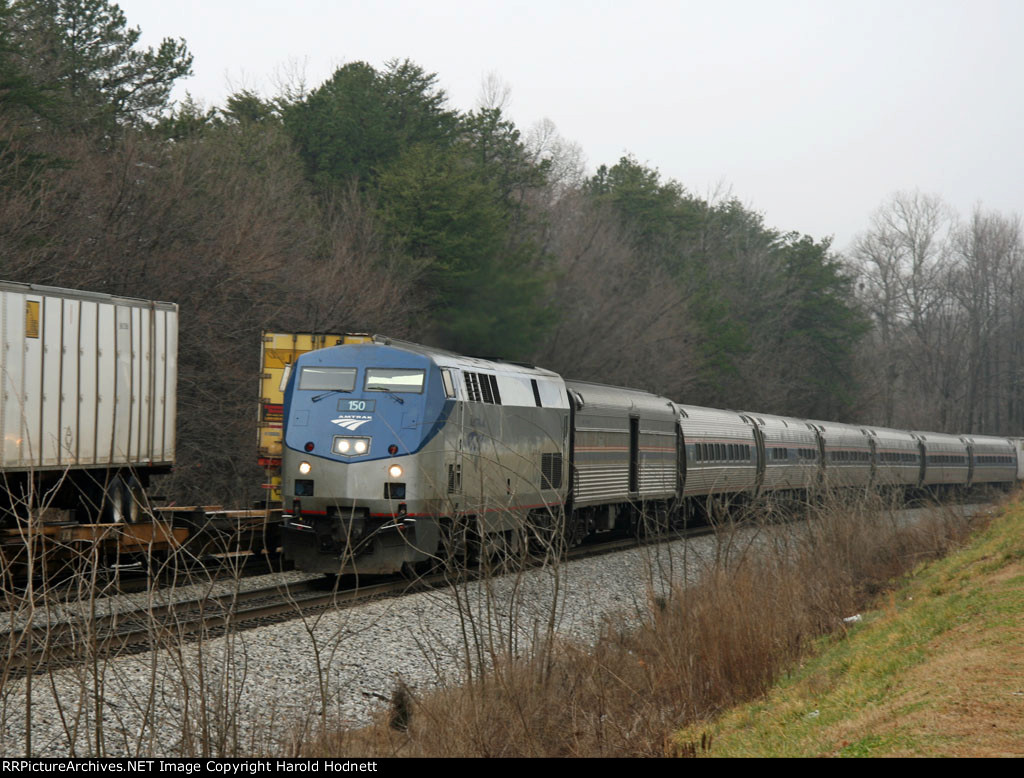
[0,281,177,523]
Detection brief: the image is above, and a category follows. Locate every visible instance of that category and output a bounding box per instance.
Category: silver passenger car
[917,432,970,487]
[677,405,758,498]
[747,412,820,493]
[810,420,873,489]
[863,426,923,488]
[964,435,1017,486]
[566,381,678,509]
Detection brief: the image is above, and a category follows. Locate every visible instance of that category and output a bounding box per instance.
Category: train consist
[280,336,1020,576]
[0,280,1017,580]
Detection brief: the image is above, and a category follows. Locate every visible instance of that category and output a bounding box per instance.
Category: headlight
[332,436,371,456]
[299,461,312,475]
[388,464,403,478]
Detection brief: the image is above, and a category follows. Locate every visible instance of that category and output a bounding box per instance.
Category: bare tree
[531,190,699,396]
[0,115,423,505]
[848,192,1024,435]
[524,118,587,195]
[949,207,1023,432]
[476,71,512,113]
[850,191,955,427]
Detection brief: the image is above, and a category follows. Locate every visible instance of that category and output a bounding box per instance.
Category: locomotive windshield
[298,366,357,391]
[365,368,425,393]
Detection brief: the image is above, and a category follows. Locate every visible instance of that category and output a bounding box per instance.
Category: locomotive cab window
[298,366,357,392]
[365,368,426,393]
[440,368,457,399]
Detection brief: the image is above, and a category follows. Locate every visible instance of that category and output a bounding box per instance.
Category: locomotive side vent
[465,372,482,402]
[447,463,462,493]
[479,372,495,404]
[541,453,563,490]
[463,372,502,405]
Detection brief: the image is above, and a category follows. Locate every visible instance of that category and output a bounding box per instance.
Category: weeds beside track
[292,492,995,758]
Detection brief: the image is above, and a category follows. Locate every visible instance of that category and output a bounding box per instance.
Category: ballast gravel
[0,504,983,757]
[1,533,721,757]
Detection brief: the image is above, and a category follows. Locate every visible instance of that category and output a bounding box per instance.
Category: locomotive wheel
[434,519,478,574]
[481,529,525,573]
[400,558,434,580]
[525,510,558,557]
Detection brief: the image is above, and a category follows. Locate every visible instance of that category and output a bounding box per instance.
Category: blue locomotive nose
[283,346,447,461]
[280,342,456,575]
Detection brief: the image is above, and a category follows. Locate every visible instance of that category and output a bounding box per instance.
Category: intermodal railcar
[0,281,178,526]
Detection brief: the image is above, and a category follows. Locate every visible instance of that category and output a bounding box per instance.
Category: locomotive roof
[353,335,564,379]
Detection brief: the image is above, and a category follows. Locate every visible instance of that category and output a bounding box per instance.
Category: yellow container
[258,331,369,500]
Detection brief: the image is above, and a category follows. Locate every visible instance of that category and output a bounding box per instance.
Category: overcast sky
[118,0,1024,253]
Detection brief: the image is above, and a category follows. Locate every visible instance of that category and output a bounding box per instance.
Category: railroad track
[1,522,722,676]
[2,577,361,674]
[5,499,987,677]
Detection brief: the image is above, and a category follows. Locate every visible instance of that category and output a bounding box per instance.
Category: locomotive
[279,335,1018,575]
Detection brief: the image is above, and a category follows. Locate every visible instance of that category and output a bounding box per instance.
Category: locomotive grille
[541,453,563,490]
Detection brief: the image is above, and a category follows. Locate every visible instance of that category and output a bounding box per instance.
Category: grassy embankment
[676,498,1024,757]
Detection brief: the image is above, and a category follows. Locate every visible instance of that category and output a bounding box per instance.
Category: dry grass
[292,490,989,758]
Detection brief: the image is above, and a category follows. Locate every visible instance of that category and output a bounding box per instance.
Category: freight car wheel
[102,476,128,523]
[101,475,145,524]
[124,476,148,523]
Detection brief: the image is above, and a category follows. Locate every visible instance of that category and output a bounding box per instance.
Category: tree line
[0,1,1018,504]
[852,192,1024,436]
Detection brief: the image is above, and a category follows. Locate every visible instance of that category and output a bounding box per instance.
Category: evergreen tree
[10,0,192,134]
[0,0,54,121]
[774,234,870,416]
[283,59,458,189]
[585,154,869,414]
[377,142,549,356]
[587,155,700,263]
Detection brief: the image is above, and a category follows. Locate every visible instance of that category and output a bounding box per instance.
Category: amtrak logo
[331,415,373,430]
